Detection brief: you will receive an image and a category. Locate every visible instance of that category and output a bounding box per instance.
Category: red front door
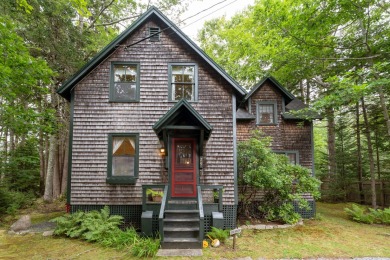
[171,138,197,197]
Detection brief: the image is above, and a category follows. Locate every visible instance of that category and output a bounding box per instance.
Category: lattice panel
[223,205,237,229]
[293,200,316,219]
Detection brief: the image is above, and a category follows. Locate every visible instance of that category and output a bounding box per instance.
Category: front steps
[161,208,202,249]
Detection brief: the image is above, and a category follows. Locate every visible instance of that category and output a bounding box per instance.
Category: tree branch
[88,0,116,30]
[95,15,140,27]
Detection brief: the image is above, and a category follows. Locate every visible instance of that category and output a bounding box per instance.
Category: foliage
[238,131,321,224]
[51,206,123,241]
[345,204,390,225]
[206,227,230,243]
[0,186,34,217]
[51,207,160,257]
[146,188,163,197]
[131,237,160,258]
[4,138,40,195]
[344,204,375,224]
[98,227,138,249]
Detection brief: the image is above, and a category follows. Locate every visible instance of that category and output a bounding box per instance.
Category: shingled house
[57,7,316,249]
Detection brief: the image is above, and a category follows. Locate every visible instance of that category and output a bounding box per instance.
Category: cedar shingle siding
[237,82,313,170]
[71,19,235,205]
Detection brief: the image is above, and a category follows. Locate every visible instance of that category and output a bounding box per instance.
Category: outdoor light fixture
[159,146,166,156]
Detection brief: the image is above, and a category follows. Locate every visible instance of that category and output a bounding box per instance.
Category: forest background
[0,0,389,215]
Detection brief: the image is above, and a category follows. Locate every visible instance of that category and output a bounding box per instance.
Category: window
[107,133,139,184]
[169,64,197,101]
[149,27,160,42]
[110,62,140,102]
[256,101,277,125]
[275,151,299,165]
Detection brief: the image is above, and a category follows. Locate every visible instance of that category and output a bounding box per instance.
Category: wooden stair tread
[164,227,199,231]
[164,218,199,222]
[165,209,199,213]
[164,237,199,243]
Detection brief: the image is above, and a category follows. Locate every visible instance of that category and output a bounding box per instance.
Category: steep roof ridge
[245,76,295,102]
[57,6,246,100]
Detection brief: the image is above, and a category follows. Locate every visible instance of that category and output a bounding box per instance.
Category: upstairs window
[169,64,198,101]
[256,101,277,125]
[107,133,139,184]
[110,62,140,102]
[149,27,160,42]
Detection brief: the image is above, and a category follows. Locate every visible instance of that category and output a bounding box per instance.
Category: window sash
[256,101,277,125]
[110,63,140,102]
[107,133,139,183]
[169,64,197,101]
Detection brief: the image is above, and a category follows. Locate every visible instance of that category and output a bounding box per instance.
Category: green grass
[202,202,390,259]
[1,202,390,259]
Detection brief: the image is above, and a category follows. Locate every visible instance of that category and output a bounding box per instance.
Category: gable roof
[57,6,246,101]
[153,99,213,140]
[245,76,295,102]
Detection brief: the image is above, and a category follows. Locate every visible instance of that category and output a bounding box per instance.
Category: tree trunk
[1,127,8,182]
[44,135,57,202]
[52,142,60,199]
[356,102,364,204]
[306,80,311,104]
[326,107,336,176]
[361,97,377,209]
[377,86,390,136]
[61,140,68,195]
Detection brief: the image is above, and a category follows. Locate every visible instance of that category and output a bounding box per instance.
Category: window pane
[112,156,134,176]
[287,153,297,164]
[258,104,274,123]
[114,65,137,82]
[113,83,136,100]
[175,142,193,167]
[183,85,194,100]
[112,136,136,176]
[171,65,196,101]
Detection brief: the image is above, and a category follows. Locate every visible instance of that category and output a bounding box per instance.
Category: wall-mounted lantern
[159,146,166,156]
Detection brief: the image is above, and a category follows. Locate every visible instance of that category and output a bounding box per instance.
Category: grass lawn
[1,202,390,259]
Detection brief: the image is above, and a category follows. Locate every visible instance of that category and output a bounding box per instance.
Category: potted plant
[146,189,163,202]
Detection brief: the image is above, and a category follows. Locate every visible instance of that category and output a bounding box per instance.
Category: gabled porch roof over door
[153,99,212,156]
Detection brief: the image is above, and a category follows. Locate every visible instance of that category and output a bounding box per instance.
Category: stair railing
[197,185,204,240]
[158,185,168,241]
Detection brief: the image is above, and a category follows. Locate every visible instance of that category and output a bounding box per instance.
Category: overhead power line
[125,0,238,49]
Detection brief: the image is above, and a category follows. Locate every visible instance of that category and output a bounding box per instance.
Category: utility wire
[125,0,237,49]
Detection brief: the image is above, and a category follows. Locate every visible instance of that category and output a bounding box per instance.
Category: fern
[344,204,374,224]
[51,206,123,241]
[99,228,139,249]
[131,237,160,257]
[206,227,230,243]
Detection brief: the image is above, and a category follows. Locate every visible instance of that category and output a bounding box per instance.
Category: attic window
[256,101,277,125]
[149,27,160,42]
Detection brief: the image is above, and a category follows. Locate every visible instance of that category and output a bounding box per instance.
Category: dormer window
[256,101,277,125]
[149,27,160,42]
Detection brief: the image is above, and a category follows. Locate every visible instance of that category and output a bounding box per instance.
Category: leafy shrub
[206,227,230,243]
[238,131,321,224]
[131,237,160,257]
[51,206,123,241]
